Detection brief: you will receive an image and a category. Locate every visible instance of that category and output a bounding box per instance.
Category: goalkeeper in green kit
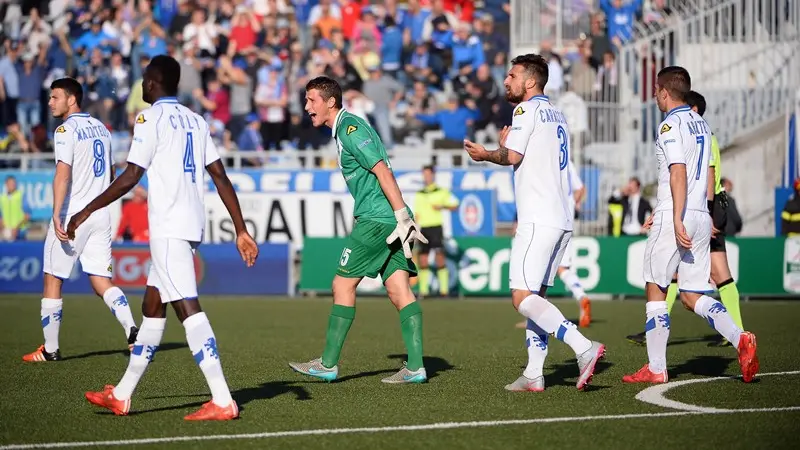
[289,77,429,384]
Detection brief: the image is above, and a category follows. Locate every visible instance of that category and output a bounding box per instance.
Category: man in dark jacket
[722,178,743,236]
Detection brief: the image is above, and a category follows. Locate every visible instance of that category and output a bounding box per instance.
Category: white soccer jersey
[654,105,712,214]
[504,95,573,230]
[53,112,113,216]
[565,160,584,215]
[126,97,220,242]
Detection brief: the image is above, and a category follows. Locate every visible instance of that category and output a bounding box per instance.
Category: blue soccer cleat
[289,358,338,382]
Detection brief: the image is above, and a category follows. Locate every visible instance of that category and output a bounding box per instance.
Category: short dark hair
[148,55,181,96]
[510,53,549,89]
[685,90,707,116]
[306,76,343,109]
[422,164,435,173]
[656,66,691,102]
[630,177,641,188]
[50,77,84,108]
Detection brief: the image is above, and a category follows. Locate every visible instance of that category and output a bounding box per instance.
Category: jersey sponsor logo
[458,194,484,234]
[55,126,67,134]
[513,106,525,116]
[357,138,372,149]
[136,114,147,124]
[346,125,357,135]
[660,124,672,134]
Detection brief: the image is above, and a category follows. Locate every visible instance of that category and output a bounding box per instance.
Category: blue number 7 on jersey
[184,132,196,183]
[695,136,705,181]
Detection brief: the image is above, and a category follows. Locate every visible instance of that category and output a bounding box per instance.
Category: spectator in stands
[414,95,480,148]
[474,13,507,66]
[133,8,167,60]
[0,40,30,153]
[450,22,484,83]
[587,12,613,69]
[218,55,253,142]
[116,185,149,243]
[405,0,432,45]
[539,41,564,96]
[104,6,135,59]
[228,6,261,55]
[362,65,404,149]
[195,75,231,142]
[17,50,46,139]
[237,113,267,166]
[469,64,500,132]
[599,0,642,48]
[0,175,31,241]
[183,9,218,57]
[380,16,404,81]
[20,8,51,57]
[621,177,652,236]
[781,179,800,237]
[72,18,113,55]
[400,81,439,141]
[490,50,507,90]
[423,0,458,44]
[722,178,743,236]
[570,39,597,100]
[405,42,441,89]
[310,0,342,41]
[254,63,288,150]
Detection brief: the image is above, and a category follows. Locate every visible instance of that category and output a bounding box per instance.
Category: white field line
[3,407,800,449]
[636,370,800,412]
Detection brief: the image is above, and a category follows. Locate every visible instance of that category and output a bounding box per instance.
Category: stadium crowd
[0,0,681,168]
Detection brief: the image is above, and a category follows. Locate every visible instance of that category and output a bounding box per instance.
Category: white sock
[41,298,63,353]
[559,269,587,301]
[102,287,137,336]
[184,312,233,407]
[693,295,743,345]
[517,294,592,355]
[645,301,670,374]
[523,319,549,379]
[114,317,165,401]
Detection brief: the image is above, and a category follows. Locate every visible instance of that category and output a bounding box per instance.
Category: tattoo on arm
[484,146,512,166]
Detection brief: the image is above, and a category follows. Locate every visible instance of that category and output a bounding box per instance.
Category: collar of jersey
[528,95,549,101]
[66,112,90,119]
[665,105,691,118]
[332,108,347,138]
[153,96,179,106]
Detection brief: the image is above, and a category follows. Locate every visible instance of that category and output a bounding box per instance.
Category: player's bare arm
[51,161,71,242]
[66,164,145,239]
[669,164,692,248]
[206,159,258,267]
[464,126,522,166]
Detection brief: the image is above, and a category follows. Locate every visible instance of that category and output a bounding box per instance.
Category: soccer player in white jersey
[464,54,605,392]
[68,56,259,420]
[23,77,138,363]
[514,160,591,329]
[622,66,759,384]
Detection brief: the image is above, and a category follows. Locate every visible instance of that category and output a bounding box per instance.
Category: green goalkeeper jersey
[332,109,405,224]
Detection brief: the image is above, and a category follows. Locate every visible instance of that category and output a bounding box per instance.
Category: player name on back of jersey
[686,119,710,136]
[537,107,568,125]
[70,124,111,142]
[168,112,202,131]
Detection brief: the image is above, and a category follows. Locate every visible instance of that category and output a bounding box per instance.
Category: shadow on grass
[669,355,735,379]
[541,359,614,391]
[64,342,187,361]
[335,354,456,382]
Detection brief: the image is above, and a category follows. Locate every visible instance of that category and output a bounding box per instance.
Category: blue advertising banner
[0,242,292,296]
[450,190,495,237]
[4,169,517,223]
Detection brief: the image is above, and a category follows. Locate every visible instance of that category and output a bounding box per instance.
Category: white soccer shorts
[146,238,199,302]
[509,222,572,293]
[43,211,113,279]
[643,210,712,293]
[559,238,574,268]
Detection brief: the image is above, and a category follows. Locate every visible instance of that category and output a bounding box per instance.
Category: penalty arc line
[2,407,800,449]
[636,370,800,412]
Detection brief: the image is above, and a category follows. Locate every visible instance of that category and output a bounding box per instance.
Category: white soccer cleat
[504,375,545,392]
[576,341,605,390]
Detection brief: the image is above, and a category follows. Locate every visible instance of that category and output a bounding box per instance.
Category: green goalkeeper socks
[719,280,744,330]
[665,282,678,315]
[321,304,355,368]
[399,302,424,371]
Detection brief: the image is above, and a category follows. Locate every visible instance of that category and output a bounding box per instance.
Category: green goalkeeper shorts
[336,219,417,280]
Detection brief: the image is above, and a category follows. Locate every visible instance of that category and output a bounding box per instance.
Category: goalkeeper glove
[385,208,428,259]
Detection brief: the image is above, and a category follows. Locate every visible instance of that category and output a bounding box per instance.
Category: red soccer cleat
[184,400,239,421]
[85,385,131,416]
[622,364,668,384]
[737,331,759,383]
[579,297,592,328]
[22,345,61,362]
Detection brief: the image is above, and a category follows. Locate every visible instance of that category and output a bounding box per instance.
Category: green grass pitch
[1,295,799,449]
